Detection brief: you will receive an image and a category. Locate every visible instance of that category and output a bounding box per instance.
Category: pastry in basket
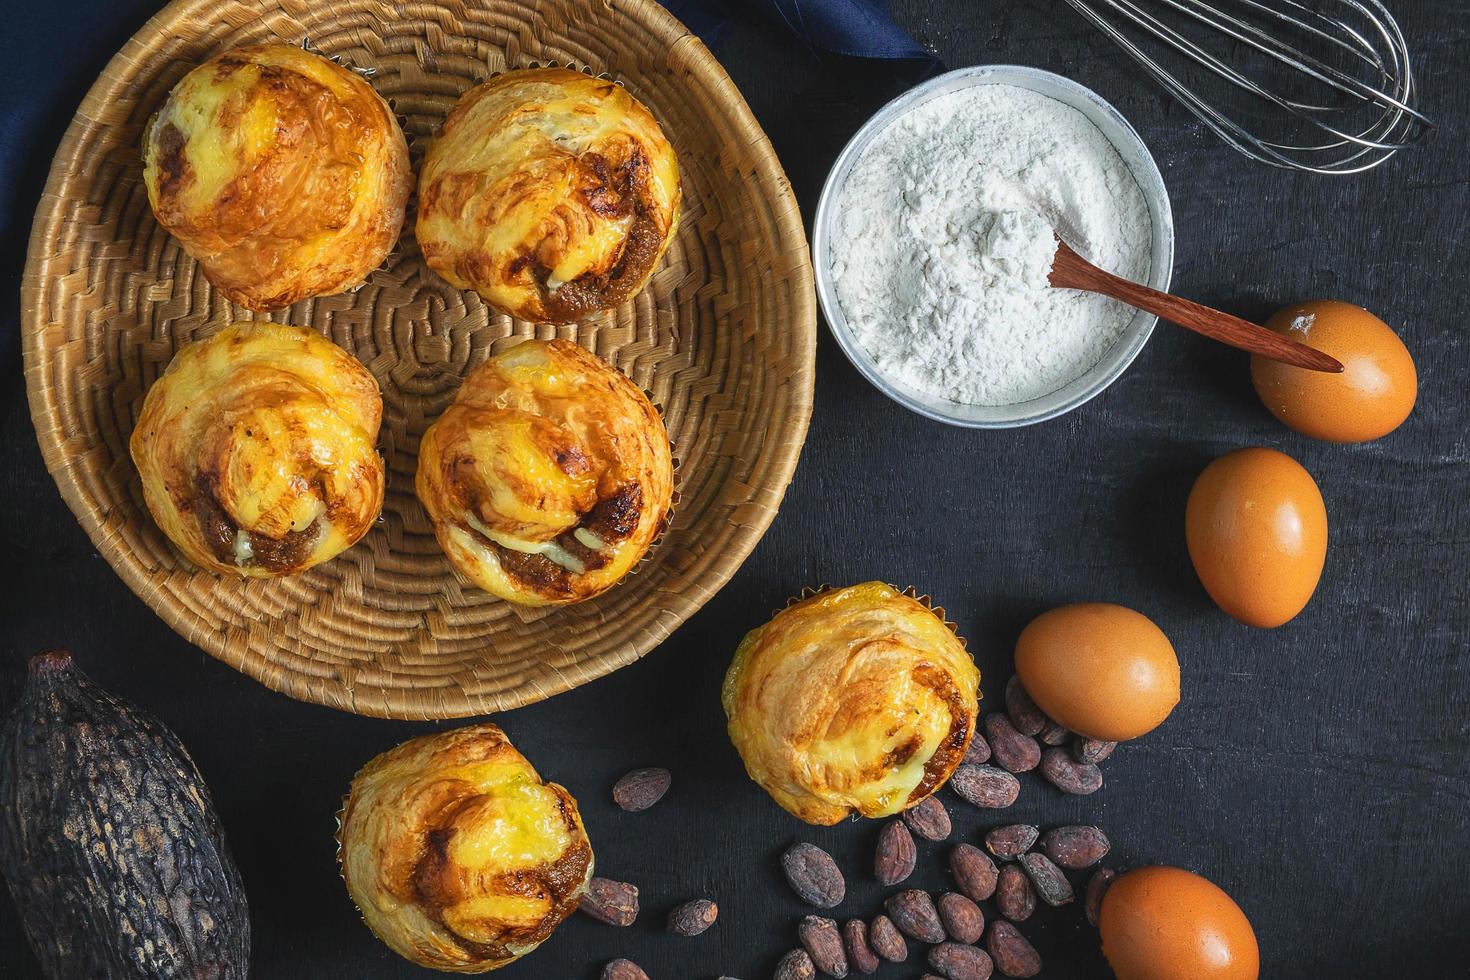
[416,339,673,606]
[141,43,411,311]
[129,321,384,577]
[337,723,593,973]
[722,582,980,825]
[416,67,681,323]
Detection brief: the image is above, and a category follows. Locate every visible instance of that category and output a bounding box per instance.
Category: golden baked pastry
[337,723,593,973]
[142,43,412,311]
[417,67,681,323]
[722,582,980,825]
[416,339,674,606]
[130,321,384,577]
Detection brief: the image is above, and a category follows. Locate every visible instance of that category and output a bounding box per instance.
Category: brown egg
[1252,300,1416,443]
[1186,448,1327,628]
[1100,866,1259,980]
[1013,603,1179,742]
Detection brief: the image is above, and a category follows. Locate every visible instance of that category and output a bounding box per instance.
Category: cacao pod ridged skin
[0,651,250,978]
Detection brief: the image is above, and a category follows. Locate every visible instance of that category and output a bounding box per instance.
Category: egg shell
[1252,300,1416,443]
[1013,603,1179,742]
[1100,866,1259,980]
[1186,448,1327,629]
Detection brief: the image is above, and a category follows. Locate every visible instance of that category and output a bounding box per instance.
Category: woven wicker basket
[20,0,815,719]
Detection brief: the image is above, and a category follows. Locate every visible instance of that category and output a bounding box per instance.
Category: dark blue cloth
[661,0,932,60]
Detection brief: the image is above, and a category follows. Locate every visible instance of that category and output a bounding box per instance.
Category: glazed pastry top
[338,723,593,972]
[417,67,681,323]
[723,582,980,825]
[142,43,411,311]
[129,321,384,577]
[416,339,674,606]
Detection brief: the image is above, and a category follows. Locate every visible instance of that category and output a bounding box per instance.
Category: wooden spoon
[1049,238,1343,373]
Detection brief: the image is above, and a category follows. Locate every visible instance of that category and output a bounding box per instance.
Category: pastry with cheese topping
[129,321,384,577]
[722,582,980,825]
[416,67,681,323]
[337,723,593,972]
[415,339,674,605]
[142,43,412,311]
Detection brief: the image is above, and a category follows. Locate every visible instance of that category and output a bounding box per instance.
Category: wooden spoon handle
[1050,240,1343,373]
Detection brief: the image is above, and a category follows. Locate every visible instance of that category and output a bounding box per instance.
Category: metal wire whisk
[1060,0,1434,174]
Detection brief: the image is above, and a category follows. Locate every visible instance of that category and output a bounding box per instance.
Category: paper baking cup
[779,582,966,648]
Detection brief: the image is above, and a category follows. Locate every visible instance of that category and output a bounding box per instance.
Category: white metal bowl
[812,64,1175,428]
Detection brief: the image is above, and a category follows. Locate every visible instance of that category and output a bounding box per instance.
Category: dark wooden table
[3,2,1468,977]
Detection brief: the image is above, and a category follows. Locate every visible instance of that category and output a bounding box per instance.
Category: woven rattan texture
[21,0,816,719]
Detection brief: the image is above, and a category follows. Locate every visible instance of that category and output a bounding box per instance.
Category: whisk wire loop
[1060,0,1433,174]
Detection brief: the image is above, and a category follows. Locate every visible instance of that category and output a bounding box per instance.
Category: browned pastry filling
[189,473,322,573]
[462,483,645,601]
[151,122,189,199]
[536,148,663,322]
[427,147,666,324]
[906,662,977,803]
[409,792,593,960]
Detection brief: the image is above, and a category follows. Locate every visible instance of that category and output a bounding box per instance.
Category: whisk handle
[1049,239,1343,373]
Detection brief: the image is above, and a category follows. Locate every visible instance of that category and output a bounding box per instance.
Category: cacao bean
[602,959,650,980]
[986,922,1041,977]
[775,949,817,980]
[798,915,848,977]
[885,889,946,944]
[984,824,1039,860]
[963,732,992,765]
[936,892,985,944]
[580,877,639,926]
[1019,852,1073,907]
[1073,736,1116,764]
[875,820,917,886]
[668,898,718,936]
[876,822,911,887]
[783,842,846,908]
[1084,866,1117,926]
[929,941,995,980]
[984,714,1041,773]
[868,914,907,962]
[1040,825,1110,869]
[950,843,999,901]
[843,919,880,975]
[612,767,670,811]
[949,764,1021,809]
[1003,677,1046,736]
[1037,719,1070,746]
[1040,748,1103,795]
[902,796,952,841]
[995,865,1035,922]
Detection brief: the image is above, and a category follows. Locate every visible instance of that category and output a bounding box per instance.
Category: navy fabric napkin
[661,0,933,60]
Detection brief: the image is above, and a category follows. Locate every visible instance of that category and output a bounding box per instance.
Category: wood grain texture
[1051,238,1344,373]
[1,0,1468,977]
[19,0,816,719]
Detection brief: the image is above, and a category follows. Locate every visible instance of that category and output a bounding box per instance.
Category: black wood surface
[2,2,1468,977]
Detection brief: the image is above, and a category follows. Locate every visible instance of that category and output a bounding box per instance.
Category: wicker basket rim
[19,0,817,719]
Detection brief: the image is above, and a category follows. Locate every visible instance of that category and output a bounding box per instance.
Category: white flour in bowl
[831,83,1152,406]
